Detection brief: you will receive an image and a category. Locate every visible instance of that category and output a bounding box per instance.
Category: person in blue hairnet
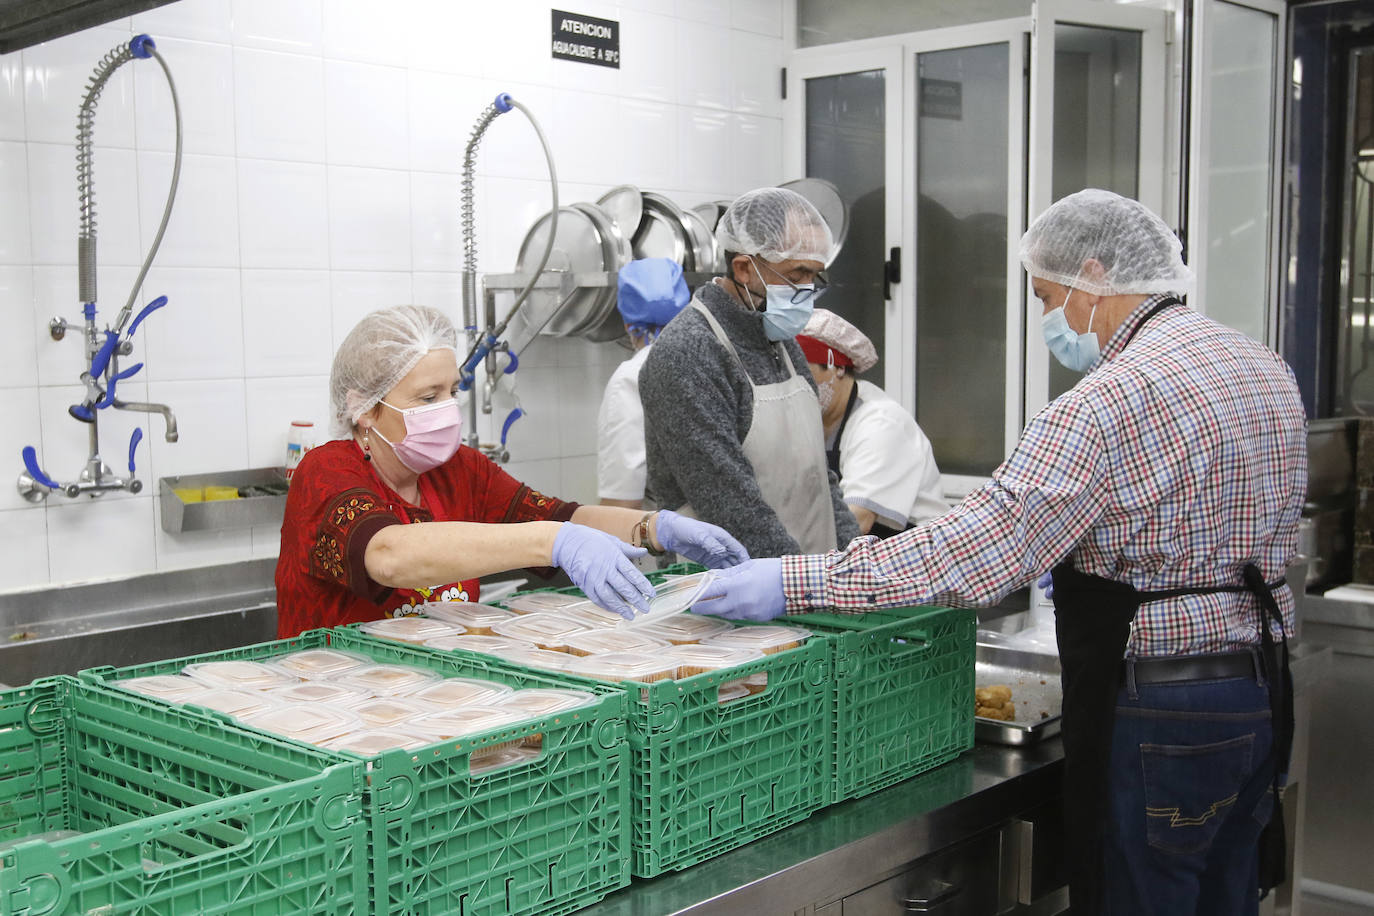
[597,258,691,509]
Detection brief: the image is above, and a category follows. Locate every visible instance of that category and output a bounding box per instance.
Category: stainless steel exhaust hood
[0,0,178,55]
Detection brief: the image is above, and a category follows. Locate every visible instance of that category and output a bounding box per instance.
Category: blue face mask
[749,260,820,342]
[1041,290,1100,373]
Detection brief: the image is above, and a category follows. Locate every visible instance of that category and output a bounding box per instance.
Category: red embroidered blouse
[274,439,577,637]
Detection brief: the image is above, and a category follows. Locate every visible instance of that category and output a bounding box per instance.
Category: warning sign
[552,9,620,69]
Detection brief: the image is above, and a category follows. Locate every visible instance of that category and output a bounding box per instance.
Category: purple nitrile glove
[552,523,654,620]
[653,510,750,569]
[692,558,786,621]
[1036,570,1055,600]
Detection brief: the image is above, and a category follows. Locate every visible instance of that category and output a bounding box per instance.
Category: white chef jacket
[829,380,949,529]
[596,345,653,502]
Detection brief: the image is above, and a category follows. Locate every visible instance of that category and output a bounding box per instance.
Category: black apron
[826,383,910,540]
[1049,298,1294,914]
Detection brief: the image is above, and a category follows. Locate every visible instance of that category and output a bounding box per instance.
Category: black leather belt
[1124,649,1260,686]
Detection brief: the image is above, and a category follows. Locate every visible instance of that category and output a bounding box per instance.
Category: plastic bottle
[285,420,315,483]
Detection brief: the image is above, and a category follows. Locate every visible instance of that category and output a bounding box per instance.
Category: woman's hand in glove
[653,510,750,568]
[552,523,655,620]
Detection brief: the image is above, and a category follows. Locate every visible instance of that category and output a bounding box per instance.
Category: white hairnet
[715,187,836,266]
[330,305,458,437]
[1018,189,1195,297]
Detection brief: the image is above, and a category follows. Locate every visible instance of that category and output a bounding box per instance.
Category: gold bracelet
[635,512,664,556]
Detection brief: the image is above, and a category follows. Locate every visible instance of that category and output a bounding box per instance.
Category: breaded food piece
[976,702,1016,721]
[975,684,1013,708]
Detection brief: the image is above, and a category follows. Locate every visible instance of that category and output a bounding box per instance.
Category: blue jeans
[1103,666,1276,916]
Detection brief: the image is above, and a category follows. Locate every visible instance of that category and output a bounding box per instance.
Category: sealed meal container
[409,704,532,740]
[490,646,578,672]
[661,643,765,678]
[269,647,373,680]
[114,673,206,702]
[357,616,464,645]
[411,677,515,708]
[268,681,372,705]
[347,696,434,729]
[564,629,671,657]
[563,603,629,628]
[502,591,593,614]
[624,572,716,627]
[323,728,433,755]
[635,613,732,645]
[500,688,600,716]
[564,652,678,683]
[182,659,295,690]
[422,633,534,654]
[701,624,812,655]
[180,686,282,719]
[419,600,516,634]
[490,612,591,651]
[242,703,363,746]
[469,744,543,775]
[335,663,443,696]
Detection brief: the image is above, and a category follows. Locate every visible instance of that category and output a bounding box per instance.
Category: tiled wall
[0,0,786,591]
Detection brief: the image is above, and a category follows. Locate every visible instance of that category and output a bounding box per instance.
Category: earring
[362,429,371,462]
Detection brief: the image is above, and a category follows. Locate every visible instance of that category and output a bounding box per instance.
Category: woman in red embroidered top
[275,305,748,638]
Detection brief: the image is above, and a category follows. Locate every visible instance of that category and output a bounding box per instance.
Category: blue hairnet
[616,258,689,329]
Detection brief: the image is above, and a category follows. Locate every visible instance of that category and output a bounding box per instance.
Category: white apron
[680,300,838,554]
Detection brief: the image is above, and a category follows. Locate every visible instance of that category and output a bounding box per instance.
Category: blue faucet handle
[22,446,59,490]
[127,428,143,474]
[90,329,120,379]
[127,295,167,337]
[95,361,143,409]
[500,408,524,448]
[503,350,519,375]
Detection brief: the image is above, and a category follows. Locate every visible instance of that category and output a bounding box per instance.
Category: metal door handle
[884,246,901,299]
[901,878,961,912]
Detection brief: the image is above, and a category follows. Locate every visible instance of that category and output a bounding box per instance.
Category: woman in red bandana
[275,305,748,638]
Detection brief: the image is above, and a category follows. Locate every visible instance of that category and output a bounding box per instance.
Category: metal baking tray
[974,642,1063,746]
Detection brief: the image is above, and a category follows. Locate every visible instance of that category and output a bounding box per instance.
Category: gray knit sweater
[639,281,860,557]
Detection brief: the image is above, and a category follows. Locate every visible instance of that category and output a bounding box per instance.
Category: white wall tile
[139,267,244,381]
[678,107,732,194]
[330,271,414,349]
[479,83,555,181]
[620,99,679,191]
[733,0,784,37]
[245,376,331,468]
[134,37,235,156]
[731,30,783,118]
[411,272,461,316]
[241,270,333,377]
[408,70,490,175]
[0,51,24,142]
[499,458,561,499]
[46,496,156,585]
[480,177,552,276]
[154,494,255,571]
[2,386,43,511]
[237,158,329,268]
[411,171,462,272]
[325,60,409,169]
[0,507,50,592]
[621,0,675,15]
[146,378,248,477]
[0,267,37,389]
[23,27,136,148]
[619,10,677,104]
[327,166,411,271]
[323,0,411,66]
[731,114,783,192]
[676,20,733,110]
[138,152,240,267]
[557,363,607,457]
[488,366,559,461]
[483,2,554,86]
[408,5,486,77]
[677,0,731,23]
[233,48,325,162]
[232,0,322,53]
[132,0,232,43]
[28,142,142,267]
[31,264,143,388]
[559,454,598,504]
[0,142,32,264]
[37,381,152,503]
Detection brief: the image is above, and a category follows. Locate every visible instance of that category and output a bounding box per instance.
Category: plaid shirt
[784,295,1308,656]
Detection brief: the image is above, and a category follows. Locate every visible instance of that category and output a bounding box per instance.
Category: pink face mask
[372,399,463,473]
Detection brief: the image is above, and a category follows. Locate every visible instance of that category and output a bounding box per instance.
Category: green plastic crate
[792,605,976,804]
[0,676,367,916]
[81,629,630,916]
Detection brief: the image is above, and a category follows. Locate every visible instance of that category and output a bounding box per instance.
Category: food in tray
[418,601,517,634]
[501,592,594,614]
[490,613,591,651]
[700,624,811,655]
[975,684,1016,721]
[563,629,671,657]
[182,660,296,690]
[634,613,732,644]
[357,616,464,645]
[335,663,443,696]
[422,634,535,654]
[411,677,515,708]
[270,648,372,679]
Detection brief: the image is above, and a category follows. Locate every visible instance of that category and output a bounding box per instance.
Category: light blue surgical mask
[750,260,821,342]
[1041,289,1100,373]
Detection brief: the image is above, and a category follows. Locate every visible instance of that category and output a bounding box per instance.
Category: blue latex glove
[692,558,785,621]
[552,523,655,620]
[654,510,750,569]
[1036,570,1055,600]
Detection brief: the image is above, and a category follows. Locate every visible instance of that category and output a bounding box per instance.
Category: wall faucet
[112,398,178,443]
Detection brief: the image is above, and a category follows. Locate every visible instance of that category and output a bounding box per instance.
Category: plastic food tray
[972,643,1063,746]
[0,677,367,916]
[269,647,373,679]
[421,634,534,654]
[357,616,464,645]
[81,629,630,916]
[624,571,715,626]
[634,613,732,645]
[564,629,672,657]
[410,677,514,708]
[419,601,517,634]
[490,613,592,651]
[501,591,594,614]
[700,624,812,655]
[182,659,295,690]
[114,673,206,701]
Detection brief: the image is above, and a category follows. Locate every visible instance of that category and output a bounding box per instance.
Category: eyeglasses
[756,259,829,304]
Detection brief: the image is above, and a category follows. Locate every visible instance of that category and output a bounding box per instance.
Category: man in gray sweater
[639,188,860,558]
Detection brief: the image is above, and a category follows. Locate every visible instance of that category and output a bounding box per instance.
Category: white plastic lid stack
[241,704,363,746]
[488,647,577,672]
[700,625,812,655]
[117,675,207,702]
[562,604,627,629]
[269,648,373,680]
[322,729,433,755]
[357,617,464,645]
[634,613,733,645]
[622,572,716,627]
[564,651,678,683]
[418,602,517,634]
[335,664,443,696]
[716,681,752,703]
[499,689,599,716]
[349,696,434,729]
[469,745,542,776]
[182,660,296,691]
[411,678,515,709]
[421,634,536,654]
[409,705,532,740]
[180,687,282,719]
[501,592,594,614]
[661,644,766,678]
[490,613,591,651]
[267,682,372,705]
[563,629,672,657]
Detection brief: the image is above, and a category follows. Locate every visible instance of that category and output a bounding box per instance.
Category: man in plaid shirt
[701,190,1306,916]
